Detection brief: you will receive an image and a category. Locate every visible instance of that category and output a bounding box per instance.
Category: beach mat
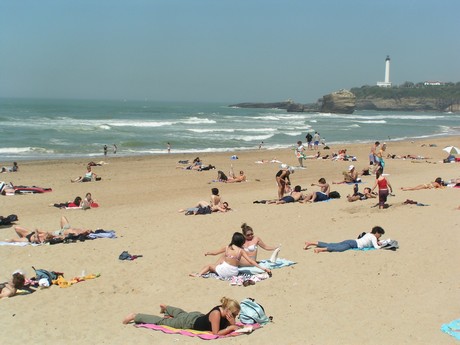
[441,318,460,341]
[135,323,260,340]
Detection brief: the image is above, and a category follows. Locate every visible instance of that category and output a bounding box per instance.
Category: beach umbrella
[443,146,460,155]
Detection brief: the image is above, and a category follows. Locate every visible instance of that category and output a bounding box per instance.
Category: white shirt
[356,233,381,249]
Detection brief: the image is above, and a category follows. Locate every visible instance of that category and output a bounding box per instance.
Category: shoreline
[5,133,459,164]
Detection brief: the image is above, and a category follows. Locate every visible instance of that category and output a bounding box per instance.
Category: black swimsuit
[25,232,35,242]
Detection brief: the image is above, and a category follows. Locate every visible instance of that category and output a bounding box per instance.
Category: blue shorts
[315,192,329,202]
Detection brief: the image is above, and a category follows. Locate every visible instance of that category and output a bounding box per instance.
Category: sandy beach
[1,136,459,344]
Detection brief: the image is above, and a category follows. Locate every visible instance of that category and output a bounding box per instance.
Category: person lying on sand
[0,272,25,299]
[178,201,231,215]
[304,226,385,253]
[266,185,304,204]
[300,178,330,203]
[400,177,443,191]
[217,166,246,183]
[6,216,92,243]
[122,297,242,336]
[190,232,271,278]
[176,157,203,170]
[347,187,376,202]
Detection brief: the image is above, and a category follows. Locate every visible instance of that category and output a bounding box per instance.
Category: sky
[1,0,459,103]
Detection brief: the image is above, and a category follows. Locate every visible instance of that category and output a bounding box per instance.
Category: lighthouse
[377,55,392,88]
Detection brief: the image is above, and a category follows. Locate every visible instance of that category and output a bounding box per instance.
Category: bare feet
[189,273,201,277]
[122,312,136,324]
[303,242,314,250]
[314,248,322,253]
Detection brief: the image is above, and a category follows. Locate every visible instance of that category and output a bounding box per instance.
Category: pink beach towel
[135,323,261,340]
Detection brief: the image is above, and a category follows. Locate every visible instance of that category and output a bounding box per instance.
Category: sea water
[1,98,459,161]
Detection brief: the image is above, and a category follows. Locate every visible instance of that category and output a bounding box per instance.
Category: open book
[234,325,254,334]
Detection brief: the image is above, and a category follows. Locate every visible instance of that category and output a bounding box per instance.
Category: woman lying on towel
[6,216,92,243]
[400,177,443,191]
[179,201,230,215]
[52,196,82,209]
[0,272,25,299]
[303,226,385,253]
[123,297,241,336]
[190,233,271,278]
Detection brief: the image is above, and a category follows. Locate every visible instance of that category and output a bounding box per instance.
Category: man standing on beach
[306,132,313,150]
[103,145,108,156]
[167,142,171,154]
[113,144,117,154]
[313,132,320,150]
[369,141,380,166]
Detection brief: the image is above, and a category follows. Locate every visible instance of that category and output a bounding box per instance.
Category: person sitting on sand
[0,272,26,298]
[400,177,444,191]
[1,162,19,173]
[333,165,361,184]
[300,178,330,203]
[7,216,92,243]
[179,201,231,215]
[191,232,271,278]
[81,192,99,209]
[276,166,294,199]
[122,297,242,336]
[267,185,304,204]
[347,187,376,202]
[304,226,385,253]
[177,157,203,170]
[240,223,279,266]
[71,166,99,183]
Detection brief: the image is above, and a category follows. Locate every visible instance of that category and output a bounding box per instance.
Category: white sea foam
[187,128,235,133]
[354,120,387,124]
[181,117,216,124]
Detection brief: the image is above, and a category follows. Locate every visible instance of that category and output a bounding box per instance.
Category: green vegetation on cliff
[351,82,460,100]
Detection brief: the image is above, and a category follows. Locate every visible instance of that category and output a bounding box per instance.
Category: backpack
[329,191,341,199]
[239,298,272,325]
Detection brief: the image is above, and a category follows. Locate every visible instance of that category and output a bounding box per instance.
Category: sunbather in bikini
[6,216,92,243]
[190,232,271,278]
[0,272,25,298]
[400,177,443,191]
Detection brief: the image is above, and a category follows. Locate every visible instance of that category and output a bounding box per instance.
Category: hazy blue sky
[1,0,459,103]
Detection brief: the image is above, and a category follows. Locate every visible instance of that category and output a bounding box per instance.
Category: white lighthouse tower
[377,55,392,88]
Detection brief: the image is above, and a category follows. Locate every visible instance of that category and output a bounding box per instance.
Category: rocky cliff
[320,89,356,114]
[355,97,449,111]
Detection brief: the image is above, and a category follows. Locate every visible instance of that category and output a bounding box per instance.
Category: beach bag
[380,240,399,251]
[329,191,341,199]
[0,214,18,225]
[239,298,272,325]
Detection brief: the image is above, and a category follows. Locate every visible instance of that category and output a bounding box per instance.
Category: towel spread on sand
[238,258,296,275]
[0,241,41,247]
[135,323,261,339]
[441,319,460,340]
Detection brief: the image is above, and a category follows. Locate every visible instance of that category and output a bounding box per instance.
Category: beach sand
[1,136,459,344]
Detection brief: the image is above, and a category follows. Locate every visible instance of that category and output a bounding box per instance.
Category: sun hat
[348,165,355,171]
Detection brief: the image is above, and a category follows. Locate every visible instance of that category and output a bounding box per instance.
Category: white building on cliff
[377,55,392,88]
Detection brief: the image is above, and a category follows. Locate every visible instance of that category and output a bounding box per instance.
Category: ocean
[1,98,459,161]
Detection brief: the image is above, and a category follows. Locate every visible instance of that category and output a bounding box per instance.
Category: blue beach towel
[441,319,460,341]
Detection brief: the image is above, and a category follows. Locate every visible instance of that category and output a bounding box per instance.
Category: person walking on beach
[371,170,393,209]
[113,144,117,154]
[369,141,380,166]
[103,145,108,156]
[259,141,264,150]
[313,132,320,150]
[167,142,171,154]
[306,132,313,150]
[295,141,306,167]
